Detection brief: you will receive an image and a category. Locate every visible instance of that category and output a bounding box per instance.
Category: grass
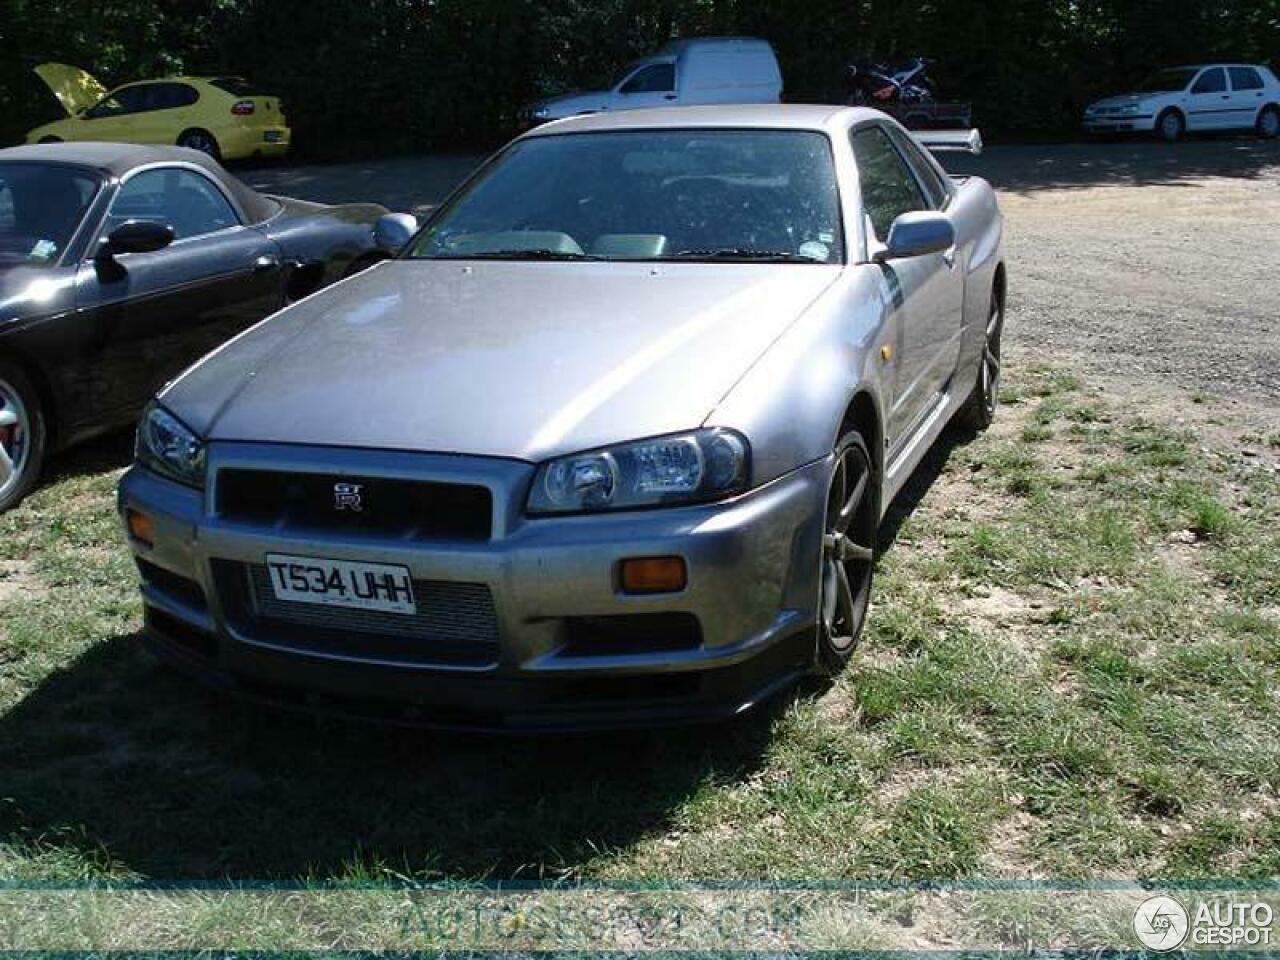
[0,364,1277,907]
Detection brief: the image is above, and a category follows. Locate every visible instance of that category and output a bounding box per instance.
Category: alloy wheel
[820,438,877,656]
[981,297,1004,417]
[1261,110,1280,139]
[0,379,31,502]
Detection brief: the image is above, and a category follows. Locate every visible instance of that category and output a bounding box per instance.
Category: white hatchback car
[1083,64,1280,141]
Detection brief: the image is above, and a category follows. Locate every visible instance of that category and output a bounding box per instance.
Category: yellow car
[26,63,291,162]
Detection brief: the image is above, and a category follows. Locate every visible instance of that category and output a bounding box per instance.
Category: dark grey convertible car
[0,143,416,511]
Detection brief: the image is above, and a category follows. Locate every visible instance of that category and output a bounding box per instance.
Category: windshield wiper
[438,248,603,261]
[665,248,823,263]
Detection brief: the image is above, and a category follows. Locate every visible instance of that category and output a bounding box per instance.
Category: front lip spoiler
[143,622,815,735]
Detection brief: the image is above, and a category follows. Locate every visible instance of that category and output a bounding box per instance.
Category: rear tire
[956,290,1004,432]
[177,128,222,160]
[0,361,48,514]
[814,431,878,677]
[1155,109,1185,143]
[1257,106,1280,140]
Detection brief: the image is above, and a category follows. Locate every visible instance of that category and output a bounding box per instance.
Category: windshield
[409,130,844,264]
[1136,68,1198,93]
[0,163,101,268]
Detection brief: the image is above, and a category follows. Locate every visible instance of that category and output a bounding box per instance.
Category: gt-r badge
[333,483,364,512]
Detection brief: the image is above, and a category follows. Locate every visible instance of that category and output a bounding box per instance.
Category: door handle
[253,254,280,273]
[942,247,957,270]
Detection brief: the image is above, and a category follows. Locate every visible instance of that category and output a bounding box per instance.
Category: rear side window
[851,126,928,241]
[621,64,676,94]
[1192,68,1227,94]
[146,83,200,110]
[886,126,950,209]
[1229,67,1264,91]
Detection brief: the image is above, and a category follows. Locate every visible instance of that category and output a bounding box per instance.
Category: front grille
[217,469,492,542]
[212,560,500,668]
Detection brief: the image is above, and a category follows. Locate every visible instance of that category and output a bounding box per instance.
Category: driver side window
[87,86,148,119]
[1192,68,1227,95]
[105,168,239,242]
[851,126,928,242]
[621,64,675,95]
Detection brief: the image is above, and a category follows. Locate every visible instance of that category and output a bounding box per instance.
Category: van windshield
[409,130,844,264]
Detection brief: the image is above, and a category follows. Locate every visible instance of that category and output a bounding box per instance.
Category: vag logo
[333,482,364,512]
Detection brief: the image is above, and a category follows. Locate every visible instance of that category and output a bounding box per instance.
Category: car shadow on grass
[38,429,135,487]
[0,627,789,881]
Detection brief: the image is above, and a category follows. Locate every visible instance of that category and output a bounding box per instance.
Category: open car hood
[34,63,108,116]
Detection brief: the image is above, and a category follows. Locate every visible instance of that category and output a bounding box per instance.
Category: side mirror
[874,211,955,262]
[94,220,175,279]
[374,213,418,253]
[103,220,175,256]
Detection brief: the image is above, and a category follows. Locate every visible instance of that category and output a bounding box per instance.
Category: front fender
[707,266,889,489]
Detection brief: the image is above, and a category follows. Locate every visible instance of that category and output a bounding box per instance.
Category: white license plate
[264,554,416,615]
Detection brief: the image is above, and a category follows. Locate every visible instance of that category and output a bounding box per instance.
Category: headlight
[533,105,552,120]
[527,429,749,515]
[136,403,206,488]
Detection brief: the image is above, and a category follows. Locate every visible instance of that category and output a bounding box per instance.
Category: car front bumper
[1082,114,1155,133]
[118,443,829,731]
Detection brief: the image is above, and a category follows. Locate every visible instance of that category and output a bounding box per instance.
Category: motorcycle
[846,57,937,106]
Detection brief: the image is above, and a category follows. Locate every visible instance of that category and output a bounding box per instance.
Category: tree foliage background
[2,0,1278,157]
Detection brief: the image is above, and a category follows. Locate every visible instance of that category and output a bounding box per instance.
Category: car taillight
[231,100,256,116]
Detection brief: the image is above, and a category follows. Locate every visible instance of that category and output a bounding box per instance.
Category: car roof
[522,104,877,137]
[1167,63,1264,70]
[0,143,279,223]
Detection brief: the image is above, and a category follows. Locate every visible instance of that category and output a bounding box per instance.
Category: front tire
[815,431,878,676]
[177,128,222,160]
[37,136,62,144]
[0,361,48,513]
[1257,106,1280,140]
[1156,109,1185,143]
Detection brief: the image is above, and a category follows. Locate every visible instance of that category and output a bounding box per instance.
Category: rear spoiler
[913,129,983,156]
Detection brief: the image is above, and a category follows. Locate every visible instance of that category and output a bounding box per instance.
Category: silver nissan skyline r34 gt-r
[118,105,1006,730]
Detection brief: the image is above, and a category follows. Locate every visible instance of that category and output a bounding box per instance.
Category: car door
[131,83,201,144]
[1227,67,1268,130]
[610,63,678,111]
[851,124,963,448]
[1185,67,1231,131]
[80,85,150,143]
[68,165,284,423]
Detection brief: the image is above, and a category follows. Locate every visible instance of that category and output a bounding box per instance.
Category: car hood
[34,63,108,116]
[163,259,840,462]
[533,90,611,118]
[1088,93,1157,110]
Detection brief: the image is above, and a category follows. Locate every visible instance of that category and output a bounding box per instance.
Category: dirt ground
[248,137,1280,449]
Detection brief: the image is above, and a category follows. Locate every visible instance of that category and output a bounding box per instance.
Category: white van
[528,37,783,123]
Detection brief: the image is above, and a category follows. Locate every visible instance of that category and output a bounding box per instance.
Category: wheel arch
[0,348,58,448]
[837,389,884,480]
